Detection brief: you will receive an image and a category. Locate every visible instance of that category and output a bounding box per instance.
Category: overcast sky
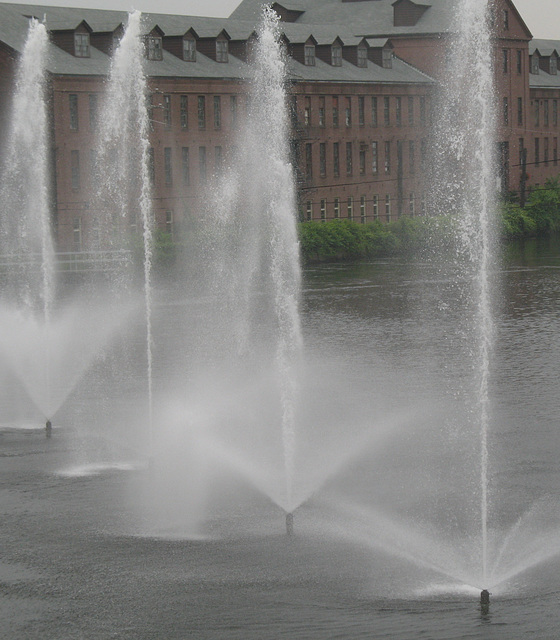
[5,0,560,40]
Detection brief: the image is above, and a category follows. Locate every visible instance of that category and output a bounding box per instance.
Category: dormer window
[74,33,90,58]
[531,53,540,74]
[147,36,163,61]
[357,45,367,68]
[216,40,228,62]
[304,44,315,66]
[332,44,342,66]
[382,48,392,69]
[551,55,558,75]
[183,37,196,62]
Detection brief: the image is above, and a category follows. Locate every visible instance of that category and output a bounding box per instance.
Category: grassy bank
[149,179,560,267]
[299,179,560,263]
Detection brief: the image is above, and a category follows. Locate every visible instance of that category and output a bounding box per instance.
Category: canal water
[2,237,560,639]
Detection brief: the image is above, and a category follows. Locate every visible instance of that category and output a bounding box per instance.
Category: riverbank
[298,178,560,264]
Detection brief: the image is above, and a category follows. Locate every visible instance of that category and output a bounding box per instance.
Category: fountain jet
[286,512,294,536]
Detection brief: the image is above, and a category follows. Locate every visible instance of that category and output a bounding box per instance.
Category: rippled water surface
[2,237,560,639]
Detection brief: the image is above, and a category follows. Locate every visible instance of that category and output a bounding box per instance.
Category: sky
[4,0,560,40]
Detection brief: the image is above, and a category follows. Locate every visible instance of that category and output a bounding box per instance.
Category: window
[305,143,313,179]
[544,100,549,126]
[408,96,414,125]
[306,201,312,221]
[382,48,392,68]
[346,141,352,175]
[372,97,378,126]
[88,94,97,130]
[359,143,366,175]
[164,147,172,185]
[358,96,365,126]
[214,96,221,129]
[554,100,558,126]
[199,146,207,181]
[334,197,340,218]
[420,96,426,125]
[163,94,171,128]
[319,96,325,127]
[517,49,522,73]
[304,44,315,66]
[332,97,339,127]
[215,146,223,176]
[347,196,353,220]
[319,143,326,177]
[71,150,80,190]
[384,96,390,125]
[544,138,549,165]
[384,141,391,174]
[421,138,427,163]
[385,194,391,221]
[166,210,174,238]
[73,217,82,251]
[372,141,378,174]
[148,148,155,183]
[503,97,508,125]
[184,37,196,62]
[502,49,508,73]
[535,137,540,165]
[360,195,366,223]
[69,94,78,130]
[551,55,558,75]
[373,194,379,219]
[147,36,163,61]
[531,54,539,74]
[89,149,98,183]
[345,97,352,126]
[74,33,90,57]
[182,147,190,185]
[503,9,509,30]
[180,95,188,129]
[304,96,311,126]
[409,193,415,216]
[198,96,206,129]
[216,40,228,62]
[320,199,326,221]
[554,138,558,165]
[534,100,540,127]
[231,95,238,127]
[333,142,339,177]
[332,45,342,67]
[517,97,523,126]
[357,45,367,68]
[396,97,402,126]
[409,140,415,175]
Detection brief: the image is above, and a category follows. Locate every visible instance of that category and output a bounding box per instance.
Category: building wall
[290,81,431,223]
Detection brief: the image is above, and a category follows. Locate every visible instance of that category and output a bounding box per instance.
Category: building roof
[231,0,454,36]
[0,1,434,84]
[529,39,560,57]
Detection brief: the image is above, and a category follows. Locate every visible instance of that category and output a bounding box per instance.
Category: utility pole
[520,147,527,208]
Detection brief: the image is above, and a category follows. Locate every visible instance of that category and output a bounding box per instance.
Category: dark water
[2,237,560,639]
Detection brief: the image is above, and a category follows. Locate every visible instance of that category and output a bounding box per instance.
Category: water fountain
[0,17,139,442]
[92,9,154,456]
[2,3,560,621]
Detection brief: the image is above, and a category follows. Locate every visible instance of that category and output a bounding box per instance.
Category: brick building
[0,0,558,251]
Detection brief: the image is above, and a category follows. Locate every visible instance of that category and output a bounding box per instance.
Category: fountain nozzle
[45,419,52,438]
[286,512,294,536]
